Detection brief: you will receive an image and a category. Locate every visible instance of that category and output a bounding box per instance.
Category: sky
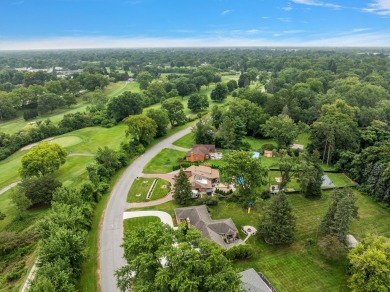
[1,0,390,50]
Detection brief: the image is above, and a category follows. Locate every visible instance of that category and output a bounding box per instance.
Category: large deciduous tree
[161,98,186,127]
[187,93,209,112]
[115,222,241,292]
[20,175,62,206]
[124,114,157,146]
[259,193,296,245]
[210,82,228,102]
[192,119,215,145]
[146,108,170,137]
[275,150,299,190]
[221,151,267,195]
[173,168,192,205]
[20,142,67,178]
[347,234,390,292]
[107,91,144,122]
[262,114,299,149]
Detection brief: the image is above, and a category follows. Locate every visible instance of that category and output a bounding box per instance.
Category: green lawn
[135,189,390,292]
[243,137,276,151]
[172,132,195,148]
[143,148,186,174]
[123,216,161,234]
[325,172,356,188]
[127,178,171,202]
[294,132,310,147]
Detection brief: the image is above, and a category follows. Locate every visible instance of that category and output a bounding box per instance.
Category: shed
[264,151,273,158]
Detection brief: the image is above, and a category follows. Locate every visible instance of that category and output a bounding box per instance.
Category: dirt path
[0,181,20,195]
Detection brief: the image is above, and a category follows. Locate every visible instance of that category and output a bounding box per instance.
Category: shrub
[261,143,276,151]
[260,190,271,200]
[225,244,253,261]
[317,235,346,261]
[198,196,219,206]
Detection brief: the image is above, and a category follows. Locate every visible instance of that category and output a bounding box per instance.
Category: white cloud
[292,0,342,9]
[221,10,232,16]
[363,0,390,15]
[282,4,293,11]
[1,31,390,51]
[352,28,370,32]
[277,17,292,22]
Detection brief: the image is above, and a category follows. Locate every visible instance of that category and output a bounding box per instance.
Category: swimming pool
[252,151,260,158]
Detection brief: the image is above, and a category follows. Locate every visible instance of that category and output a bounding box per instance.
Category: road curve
[99,127,191,292]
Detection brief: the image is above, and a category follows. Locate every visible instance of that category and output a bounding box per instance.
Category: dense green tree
[192,119,215,145]
[217,116,246,149]
[137,71,154,90]
[238,72,251,88]
[38,93,65,114]
[161,98,186,126]
[0,92,16,120]
[210,82,228,102]
[320,189,358,243]
[116,222,241,292]
[187,93,209,112]
[45,80,64,95]
[262,114,299,149]
[348,234,390,292]
[221,151,267,193]
[20,142,67,178]
[89,88,108,110]
[226,79,238,92]
[124,114,157,146]
[107,91,144,122]
[275,150,300,189]
[20,175,62,206]
[145,108,170,137]
[10,190,32,219]
[211,105,223,129]
[82,73,109,91]
[259,193,296,245]
[173,168,192,205]
[297,151,323,198]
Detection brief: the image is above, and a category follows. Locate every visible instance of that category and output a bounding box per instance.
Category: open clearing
[143,148,186,174]
[49,136,83,148]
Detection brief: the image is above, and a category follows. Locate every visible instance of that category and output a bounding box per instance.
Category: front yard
[127,178,171,202]
[143,148,186,174]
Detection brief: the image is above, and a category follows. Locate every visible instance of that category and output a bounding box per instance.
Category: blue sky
[1,0,390,49]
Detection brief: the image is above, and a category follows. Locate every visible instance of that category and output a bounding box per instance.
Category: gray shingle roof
[239,268,273,292]
[174,205,238,248]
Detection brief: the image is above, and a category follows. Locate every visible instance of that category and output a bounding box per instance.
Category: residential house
[175,205,240,249]
[184,165,232,195]
[239,268,274,292]
[186,144,216,162]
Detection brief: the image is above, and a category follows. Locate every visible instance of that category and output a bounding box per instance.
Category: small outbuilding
[263,150,273,158]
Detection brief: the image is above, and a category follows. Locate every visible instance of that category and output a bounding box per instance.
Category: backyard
[131,189,390,292]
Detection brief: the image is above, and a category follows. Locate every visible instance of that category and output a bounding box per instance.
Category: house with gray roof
[174,205,240,249]
[239,268,274,292]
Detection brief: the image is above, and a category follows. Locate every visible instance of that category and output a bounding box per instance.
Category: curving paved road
[99,127,191,292]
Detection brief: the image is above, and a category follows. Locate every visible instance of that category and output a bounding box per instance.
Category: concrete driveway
[99,127,191,292]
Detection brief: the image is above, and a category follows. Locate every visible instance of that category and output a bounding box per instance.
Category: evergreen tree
[259,193,296,245]
[320,189,358,244]
[173,168,192,205]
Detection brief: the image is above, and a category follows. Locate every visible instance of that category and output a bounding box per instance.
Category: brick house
[186,144,216,162]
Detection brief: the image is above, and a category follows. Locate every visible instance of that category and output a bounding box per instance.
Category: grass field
[123,216,161,234]
[127,178,170,202]
[143,148,186,174]
[134,189,390,292]
[172,132,194,148]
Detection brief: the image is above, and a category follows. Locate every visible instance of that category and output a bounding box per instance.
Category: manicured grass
[123,216,161,234]
[50,135,83,148]
[243,137,276,151]
[127,178,170,202]
[0,150,23,189]
[143,148,186,174]
[325,172,356,188]
[294,132,310,147]
[172,132,194,148]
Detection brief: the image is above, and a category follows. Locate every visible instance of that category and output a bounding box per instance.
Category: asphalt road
[99,127,191,292]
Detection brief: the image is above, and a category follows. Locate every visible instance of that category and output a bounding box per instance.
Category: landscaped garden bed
[127,178,171,202]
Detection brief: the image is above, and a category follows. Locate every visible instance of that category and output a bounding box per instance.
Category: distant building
[264,150,273,158]
[175,205,240,249]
